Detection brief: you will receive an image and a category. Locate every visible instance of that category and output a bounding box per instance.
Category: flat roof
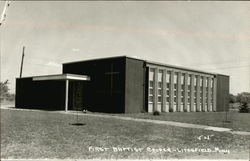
[62,55,129,65]
[145,60,218,76]
[32,74,90,81]
[63,55,228,76]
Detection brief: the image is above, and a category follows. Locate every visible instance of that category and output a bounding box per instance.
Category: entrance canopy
[32,74,90,112]
[32,74,90,81]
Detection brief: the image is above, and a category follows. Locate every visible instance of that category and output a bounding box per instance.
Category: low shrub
[153,111,160,116]
[239,102,250,113]
[169,109,173,112]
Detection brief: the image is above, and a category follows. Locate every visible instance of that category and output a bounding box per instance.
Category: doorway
[69,81,84,111]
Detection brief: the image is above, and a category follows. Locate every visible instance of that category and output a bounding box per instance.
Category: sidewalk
[64,111,250,136]
[1,107,250,136]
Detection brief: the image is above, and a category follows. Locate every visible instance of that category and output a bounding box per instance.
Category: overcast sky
[0,1,249,94]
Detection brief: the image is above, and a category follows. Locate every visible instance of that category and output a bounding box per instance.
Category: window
[174,73,178,84]
[188,75,191,85]
[149,68,154,80]
[194,75,197,94]
[166,71,171,105]
[149,81,154,87]
[211,78,214,92]
[200,78,203,87]
[166,71,171,83]
[166,96,170,102]
[149,96,153,102]
[149,89,153,95]
[157,70,163,104]
[158,70,163,82]
[181,74,184,85]
[174,97,177,102]
[148,68,155,104]
[158,82,162,88]
[194,76,197,86]
[158,96,162,103]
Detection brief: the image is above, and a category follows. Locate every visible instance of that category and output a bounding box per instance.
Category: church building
[15,56,229,113]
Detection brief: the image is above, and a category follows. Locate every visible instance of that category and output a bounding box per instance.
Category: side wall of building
[216,75,230,112]
[15,78,66,110]
[63,57,126,113]
[124,58,145,113]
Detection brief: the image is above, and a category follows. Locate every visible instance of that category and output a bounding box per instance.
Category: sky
[0,1,249,94]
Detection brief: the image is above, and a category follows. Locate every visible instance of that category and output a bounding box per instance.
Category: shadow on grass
[69,123,86,126]
[222,120,231,123]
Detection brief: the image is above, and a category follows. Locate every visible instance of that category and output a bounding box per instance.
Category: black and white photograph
[0,1,249,160]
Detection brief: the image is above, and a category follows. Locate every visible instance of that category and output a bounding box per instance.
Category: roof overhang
[32,74,90,81]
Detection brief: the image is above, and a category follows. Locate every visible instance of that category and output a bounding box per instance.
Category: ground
[1,108,249,159]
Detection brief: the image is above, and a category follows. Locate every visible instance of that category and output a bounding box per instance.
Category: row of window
[148,68,215,108]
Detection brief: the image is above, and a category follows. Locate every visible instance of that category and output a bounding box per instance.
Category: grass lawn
[109,111,250,132]
[1,109,249,159]
[0,100,15,106]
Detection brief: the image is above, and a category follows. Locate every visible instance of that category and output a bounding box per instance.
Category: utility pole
[19,46,25,78]
[0,1,11,26]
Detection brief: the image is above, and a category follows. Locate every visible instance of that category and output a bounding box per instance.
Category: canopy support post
[65,79,69,112]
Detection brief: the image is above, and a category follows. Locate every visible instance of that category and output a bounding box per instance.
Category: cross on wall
[104,63,119,96]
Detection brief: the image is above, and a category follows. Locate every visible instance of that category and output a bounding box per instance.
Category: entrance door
[70,81,84,111]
